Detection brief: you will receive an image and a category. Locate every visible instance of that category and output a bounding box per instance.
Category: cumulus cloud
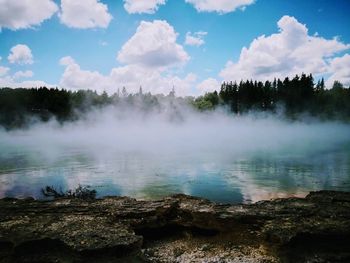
[8,44,34,65]
[185,0,255,13]
[117,20,189,68]
[185,31,207,46]
[0,79,52,88]
[196,78,221,94]
[59,56,111,92]
[59,56,76,66]
[0,55,50,87]
[111,65,197,96]
[0,0,58,30]
[13,70,34,79]
[59,0,112,29]
[59,57,197,96]
[0,74,52,88]
[220,15,350,83]
[326,54,350,87]
[60,20,196,95]
[123,0,166,14]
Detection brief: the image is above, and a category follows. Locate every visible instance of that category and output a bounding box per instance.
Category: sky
[0,0,349,96]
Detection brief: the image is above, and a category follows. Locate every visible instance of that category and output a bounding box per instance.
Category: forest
[0,73,349,129]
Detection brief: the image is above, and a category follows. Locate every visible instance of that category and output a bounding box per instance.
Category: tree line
[0,87,186,129]
[0,74,349,129]
[193,74,350,120]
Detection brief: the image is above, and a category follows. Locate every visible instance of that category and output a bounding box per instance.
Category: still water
[1,143,349,203]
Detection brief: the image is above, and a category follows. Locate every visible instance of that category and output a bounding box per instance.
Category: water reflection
[0,146,349,203]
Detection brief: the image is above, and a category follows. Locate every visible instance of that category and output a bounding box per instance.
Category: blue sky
[0,0,349,96]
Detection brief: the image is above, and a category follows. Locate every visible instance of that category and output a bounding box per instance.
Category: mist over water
[1,106,350,203]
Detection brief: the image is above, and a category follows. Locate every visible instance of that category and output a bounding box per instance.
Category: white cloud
[326,54,350,87]
[196,78,220,94]
[59,56,76,66]
[117,20,189,68]
[59,57,197,96]
[0,0,58,30]
[185,0,255,13]
[8,44,34,65]
[0,74,52,88]
[13,70,34,79]
[110,65,197,96]
[57,19,204,96]
[185,31,207,46]
[0,66,10,77]
[59,0,112,29]
[56,20,192,95]
[123,0,166,14]
[220,15,350,82]
[59,57,110,92]
[0,79,52,88]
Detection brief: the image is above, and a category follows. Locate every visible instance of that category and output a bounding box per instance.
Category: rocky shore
[1,191,350,262]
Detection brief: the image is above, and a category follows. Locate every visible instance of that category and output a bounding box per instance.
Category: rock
[0,191,350,262]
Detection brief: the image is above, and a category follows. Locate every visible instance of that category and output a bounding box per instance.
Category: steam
[0,105,350,202]
[1,106,349,156]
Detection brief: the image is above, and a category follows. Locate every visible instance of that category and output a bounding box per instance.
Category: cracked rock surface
[1,191,350,262]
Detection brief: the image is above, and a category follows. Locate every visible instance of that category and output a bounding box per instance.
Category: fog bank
[1,106,349,159]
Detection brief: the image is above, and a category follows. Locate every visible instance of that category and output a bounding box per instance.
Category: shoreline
[1,191,350,262]
[1,189,311,205]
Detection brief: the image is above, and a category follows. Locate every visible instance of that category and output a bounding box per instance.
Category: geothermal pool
[1,113,350,203]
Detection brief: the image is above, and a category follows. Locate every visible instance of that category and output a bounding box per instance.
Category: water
[1,111,350,203]
[1,144,349,203]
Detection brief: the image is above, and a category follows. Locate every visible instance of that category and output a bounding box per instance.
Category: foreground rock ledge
[1,191,350,263]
